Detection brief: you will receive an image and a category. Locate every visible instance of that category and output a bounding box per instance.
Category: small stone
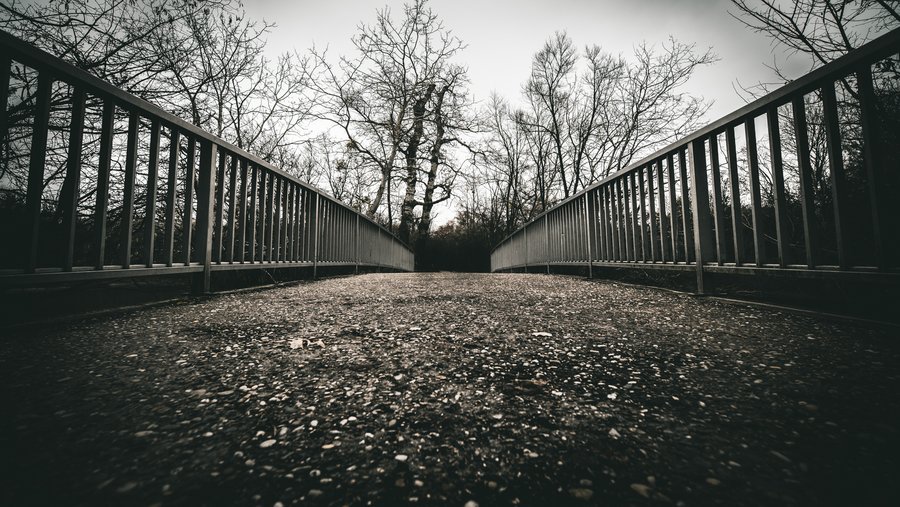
[260,439,277,448]
[134,430,154,437]
[308,489,323,497]
[608,428,621,438]
[116,481,138,494]
[706,477,721,486]
[531,332,552,337]
[464,501,479,507]
[770,450,792,463]
[630,483,652,498]
[569,488,593,500]
[395,454,408,462]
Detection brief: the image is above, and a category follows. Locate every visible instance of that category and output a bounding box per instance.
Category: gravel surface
[2,272,899,506]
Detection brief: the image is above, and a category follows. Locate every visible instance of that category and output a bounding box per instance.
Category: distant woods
[0,0,896,271]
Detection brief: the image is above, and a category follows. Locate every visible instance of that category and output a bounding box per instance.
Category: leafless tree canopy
[731,0,900,71]
[473,32,716,240]
[307,0,477,243]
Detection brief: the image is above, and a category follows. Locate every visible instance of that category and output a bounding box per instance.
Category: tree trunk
[417,85,448,239]
[366,142,400,218]
[398,84,435,243]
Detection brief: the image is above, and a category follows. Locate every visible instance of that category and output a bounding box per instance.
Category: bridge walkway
[2,273,898,506]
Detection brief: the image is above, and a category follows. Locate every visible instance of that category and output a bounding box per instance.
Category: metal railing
[492,28,900,293]
[0,30,413,292]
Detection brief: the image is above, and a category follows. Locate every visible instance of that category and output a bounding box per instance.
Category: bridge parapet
[492,28,900,296]
[0,30,413,292]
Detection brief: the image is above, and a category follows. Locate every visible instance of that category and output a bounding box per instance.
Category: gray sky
[244,0,811,120]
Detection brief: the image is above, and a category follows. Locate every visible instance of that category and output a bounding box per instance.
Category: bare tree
[309,0,473,243]
[522,32,715,202]
[524,32,577,197]
[417,65,476,239]
[478,32,714,234]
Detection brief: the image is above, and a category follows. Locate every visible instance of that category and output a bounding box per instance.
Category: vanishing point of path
[2,273,898,506]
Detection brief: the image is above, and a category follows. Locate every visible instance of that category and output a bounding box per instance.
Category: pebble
[569,488,593,500]
[116,481,138,494]
[631,483,652,498]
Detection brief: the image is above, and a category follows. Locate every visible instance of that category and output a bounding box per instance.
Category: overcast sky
[243,0,811,121]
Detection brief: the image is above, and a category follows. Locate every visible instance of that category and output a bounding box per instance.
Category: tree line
[0,0,897,271]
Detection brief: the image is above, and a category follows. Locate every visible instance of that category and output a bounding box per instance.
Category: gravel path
[2,272,898,506]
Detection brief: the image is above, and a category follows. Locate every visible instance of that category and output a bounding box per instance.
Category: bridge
[2,28,900,506]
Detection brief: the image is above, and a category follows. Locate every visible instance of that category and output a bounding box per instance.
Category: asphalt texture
[2,272,899,506]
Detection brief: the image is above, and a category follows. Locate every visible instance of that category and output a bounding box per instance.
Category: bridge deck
[2,273,898,506]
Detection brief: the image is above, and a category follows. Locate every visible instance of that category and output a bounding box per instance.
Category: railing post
[856,64,888,270]
[524,225,528,272]
[24,71,52,273]
[688,138,715,294]
[312,192,320,279]
[544,214,550,274]
[355,213,360,274]
[61,89,86,272]
[586,191,597,279]
[192,140,217,294]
